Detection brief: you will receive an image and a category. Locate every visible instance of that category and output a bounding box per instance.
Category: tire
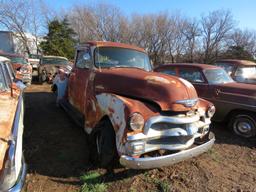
[90,119,117,167]
[228,112,256,138]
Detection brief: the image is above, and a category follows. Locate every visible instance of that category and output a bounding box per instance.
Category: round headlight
[207,105,216,118]
[129,113,144,131]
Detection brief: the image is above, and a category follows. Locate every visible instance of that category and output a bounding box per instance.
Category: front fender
[85,93,158,154]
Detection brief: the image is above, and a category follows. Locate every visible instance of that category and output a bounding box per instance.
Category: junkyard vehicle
[215,59,256,84]
[155,63,256,138]
[0,51,32,84]
[38,56,69,83]
[0,61,26,191]
[61,41,215,169]
[28,54,41,77]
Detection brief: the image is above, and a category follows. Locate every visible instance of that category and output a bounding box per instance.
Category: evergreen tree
[40,17,77,59]
[222,46,254,60]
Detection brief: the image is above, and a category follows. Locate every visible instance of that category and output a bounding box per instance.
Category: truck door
[68,47,92,114]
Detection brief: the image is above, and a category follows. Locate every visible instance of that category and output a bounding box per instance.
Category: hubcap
[237,122,252,133]
[233,115,255,137]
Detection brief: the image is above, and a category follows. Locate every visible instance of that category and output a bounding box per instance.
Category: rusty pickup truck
[61,41,215,169]
[0,61,26,191]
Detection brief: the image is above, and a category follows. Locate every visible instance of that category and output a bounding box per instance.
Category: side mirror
[83,53,91,61]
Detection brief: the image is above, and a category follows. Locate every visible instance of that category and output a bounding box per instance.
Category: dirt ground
[22,84,256,192]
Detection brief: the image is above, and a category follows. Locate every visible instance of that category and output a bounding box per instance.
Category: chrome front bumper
[120,132,215,169]
[8,161,26,192]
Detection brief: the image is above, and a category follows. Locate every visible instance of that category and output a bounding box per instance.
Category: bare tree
[182,18,201,62]
[165,13,187,63]
[0,0,50,55]
[201,10,234,63]
[69,3,126,42]
[229,29,256,57]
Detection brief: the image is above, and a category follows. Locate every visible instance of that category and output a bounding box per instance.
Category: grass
[143,172,171,192]
[80,171,107,192]
[207,148,221,163]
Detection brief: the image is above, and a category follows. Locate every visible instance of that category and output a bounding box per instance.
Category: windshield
[94,47,152,71]
[204,68,234,84]
[41,58,68,65]
[29,54,40,59]
[235,66,256,79]
[10,57,27,65]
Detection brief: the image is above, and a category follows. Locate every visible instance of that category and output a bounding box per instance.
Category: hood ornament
[175,98,198,108]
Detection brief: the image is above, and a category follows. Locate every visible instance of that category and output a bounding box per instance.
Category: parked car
[60,41,215,169]
[155,63,256,138]
[38,56,69,83]
[0,51,32,85]
[28,54,41,77]
[215,59,256,84]
[0,61,26,191]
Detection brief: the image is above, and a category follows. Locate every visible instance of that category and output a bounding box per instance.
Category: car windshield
[94,47,152,71]
[10,57,27,64]
[235,66,256,78]
[204,68,234,84]
[41,58,68,65]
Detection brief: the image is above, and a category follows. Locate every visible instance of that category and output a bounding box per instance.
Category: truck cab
[62,41,215,169]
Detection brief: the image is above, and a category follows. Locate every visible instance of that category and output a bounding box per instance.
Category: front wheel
[229,113,256,138]
[90,120,117,167]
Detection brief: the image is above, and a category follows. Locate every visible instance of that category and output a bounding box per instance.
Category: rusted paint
[216,59,256,66]
[0,93,19,171]
[94,68,198,112]
[86,41,146,53]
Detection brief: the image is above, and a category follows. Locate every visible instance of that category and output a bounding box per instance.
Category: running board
[59,99,84,128]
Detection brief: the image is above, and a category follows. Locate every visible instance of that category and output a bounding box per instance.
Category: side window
[76,48,91,69]
[160,68,176,76]
[179,68,204,83]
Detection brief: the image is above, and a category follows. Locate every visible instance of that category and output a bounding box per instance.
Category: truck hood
[94,68,198,111]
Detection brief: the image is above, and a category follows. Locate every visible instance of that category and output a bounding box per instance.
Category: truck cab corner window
[76,49,91,69]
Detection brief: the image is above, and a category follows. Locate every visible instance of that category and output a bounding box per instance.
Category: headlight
[20,67,28,73]
[207,105,216,118]
[129,113,144,131]
[0,144,17,191]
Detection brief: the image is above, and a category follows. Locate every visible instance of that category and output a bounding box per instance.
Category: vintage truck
[60,41,215,169]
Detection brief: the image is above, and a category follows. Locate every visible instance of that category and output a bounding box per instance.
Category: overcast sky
[44,0,256,30]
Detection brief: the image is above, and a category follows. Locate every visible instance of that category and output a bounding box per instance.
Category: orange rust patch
[0,93,18,171]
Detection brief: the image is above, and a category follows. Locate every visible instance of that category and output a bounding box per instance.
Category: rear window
[179,68,205,83]
[41,57,68,65]
[159,68,176,76]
